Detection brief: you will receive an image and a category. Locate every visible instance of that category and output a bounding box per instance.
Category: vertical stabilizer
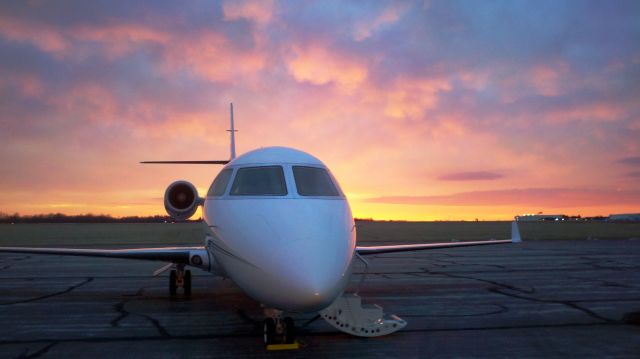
[229,103,237,160]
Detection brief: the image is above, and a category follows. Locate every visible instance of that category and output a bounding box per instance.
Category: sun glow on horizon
[0,1,638,221]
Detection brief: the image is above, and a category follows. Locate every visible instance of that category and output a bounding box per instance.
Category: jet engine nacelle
[164,180,203,221]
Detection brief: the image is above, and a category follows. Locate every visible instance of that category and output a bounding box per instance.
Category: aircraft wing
[0,246,209,267]
[356,221,522,255]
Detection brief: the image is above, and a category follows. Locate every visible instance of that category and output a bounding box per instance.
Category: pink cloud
[545,102,624,123]
[2,73,45,98]
[0,16,69,54]
[529,62,569,96]
[161,31,267,83]
[0,15,267,83]
[222,0,275,25]
[367,188,640,207]
[352,3,409,41]
[438,171,504,181]
[73,22,171,60]
[1,2,638,220]
[617,156,640,166]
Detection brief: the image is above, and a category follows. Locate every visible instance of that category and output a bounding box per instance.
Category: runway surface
[1,239,639,358]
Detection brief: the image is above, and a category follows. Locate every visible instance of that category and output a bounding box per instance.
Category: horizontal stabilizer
[140,160,229,165]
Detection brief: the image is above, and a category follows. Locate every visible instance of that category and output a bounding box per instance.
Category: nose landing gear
[263,308,299,350]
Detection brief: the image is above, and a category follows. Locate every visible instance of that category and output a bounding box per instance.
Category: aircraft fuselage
[203,147,356,312]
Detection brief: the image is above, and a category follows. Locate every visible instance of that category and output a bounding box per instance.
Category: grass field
[0,223,205,247]
[356,220,640,244]
[0,221,639,247]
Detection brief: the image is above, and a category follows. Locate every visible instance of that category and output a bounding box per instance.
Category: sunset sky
[1,0,639,221]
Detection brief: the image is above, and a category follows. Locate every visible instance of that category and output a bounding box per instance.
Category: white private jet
[0,104,521,347]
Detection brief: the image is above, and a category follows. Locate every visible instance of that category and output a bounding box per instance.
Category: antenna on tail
[228,103,237,160]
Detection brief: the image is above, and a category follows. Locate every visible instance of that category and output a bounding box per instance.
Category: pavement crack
[16,342,57,359]
[424,262,620,324]
[0,277,94,306]
[110,301,130,327]
[122,286,146,297]
[579,256,639,272]
[420,268,535,294]
[136,312,171,338]
[564,275,632,289]
[489,287,617,323]
[402,304,509,318]
[110,299,171,338]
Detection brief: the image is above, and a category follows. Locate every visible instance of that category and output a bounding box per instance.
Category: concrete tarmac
[1,239,639,358]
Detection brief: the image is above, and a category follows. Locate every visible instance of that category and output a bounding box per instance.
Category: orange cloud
[378,76,451,119]
[287,46,368,90]
[2,2,638,222]
[0,16,171,60]
[48,83,119,123]
[162,31,267,82]
[545,102,624,123]
[438,171,504,181]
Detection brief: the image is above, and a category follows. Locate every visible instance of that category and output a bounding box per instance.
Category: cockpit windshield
[207,168,233,196]
[230,166,287,196]
[293,166,339,196]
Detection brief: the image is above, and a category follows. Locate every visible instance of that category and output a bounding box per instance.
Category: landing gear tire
[169,270,177,296]
[184,270,192,296]
[263,318,276,345]
[263,317,296,346]
[283,317,295,344]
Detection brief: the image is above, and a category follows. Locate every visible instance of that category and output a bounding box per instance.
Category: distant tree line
[0,212,199,224]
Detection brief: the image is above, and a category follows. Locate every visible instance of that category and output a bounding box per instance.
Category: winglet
[511,221,522,243]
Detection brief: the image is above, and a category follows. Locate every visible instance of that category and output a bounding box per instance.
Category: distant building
[608,213,640,222]
[515,214,567,222]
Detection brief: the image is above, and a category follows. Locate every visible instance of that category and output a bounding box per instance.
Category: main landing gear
[263,308,297,348]
[169,264,192,296]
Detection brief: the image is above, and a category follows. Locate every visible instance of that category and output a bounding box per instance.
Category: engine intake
[164,181,202,220]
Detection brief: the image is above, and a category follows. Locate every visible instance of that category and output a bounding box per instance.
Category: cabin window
[293,166,339,196]
[208,168,233,196]
[230,166,287,196]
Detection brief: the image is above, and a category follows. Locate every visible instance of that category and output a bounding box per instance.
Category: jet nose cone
[282,258,351,311]
[212,197,357,312]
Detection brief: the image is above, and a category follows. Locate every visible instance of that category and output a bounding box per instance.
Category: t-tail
[140,103,237,165]
[228,103,236,160]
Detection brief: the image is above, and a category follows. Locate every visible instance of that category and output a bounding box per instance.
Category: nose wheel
[263,314,296,347]
[169,265,192,296]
